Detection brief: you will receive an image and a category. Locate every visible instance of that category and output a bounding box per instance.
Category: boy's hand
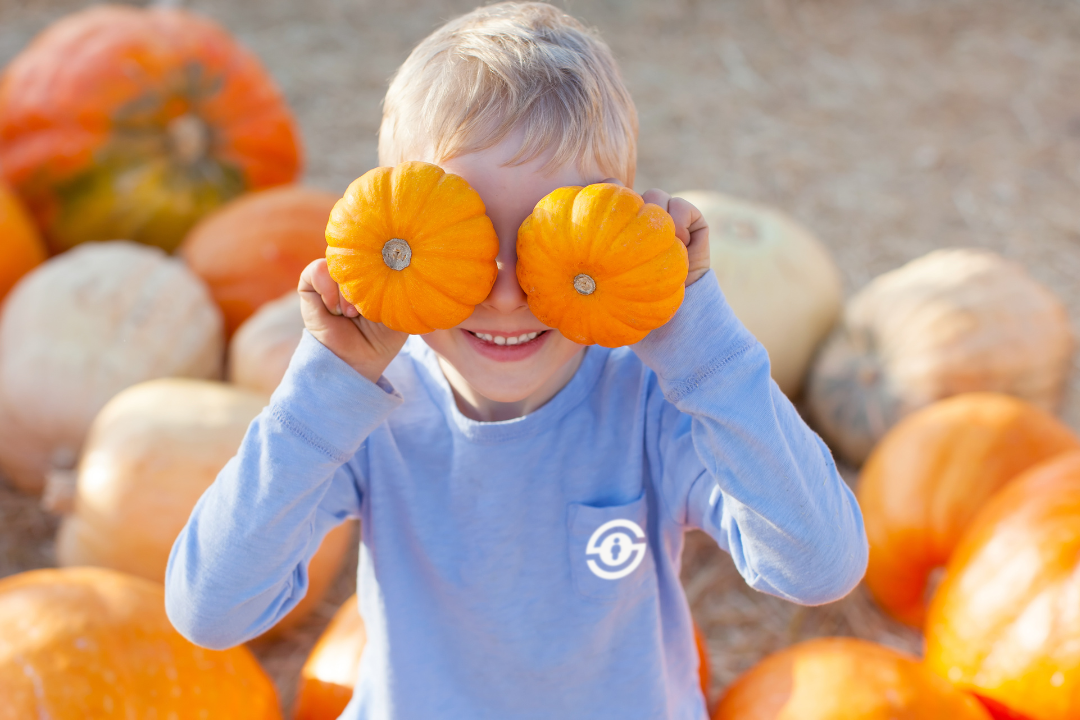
[298,259,409,384]
[598,179,711,286]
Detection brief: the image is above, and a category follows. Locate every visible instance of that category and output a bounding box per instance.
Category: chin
[460,379,543,404]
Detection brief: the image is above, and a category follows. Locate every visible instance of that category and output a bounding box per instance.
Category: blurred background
[2,0,1079,713]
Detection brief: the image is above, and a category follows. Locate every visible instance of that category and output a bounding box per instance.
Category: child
[165,3,867,718]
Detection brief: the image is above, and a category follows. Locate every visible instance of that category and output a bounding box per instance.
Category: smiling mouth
[466,330,549,346]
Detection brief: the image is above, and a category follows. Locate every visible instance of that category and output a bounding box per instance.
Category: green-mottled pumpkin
[0,5,301,253]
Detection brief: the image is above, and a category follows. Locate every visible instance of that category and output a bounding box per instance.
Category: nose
[480,242,529,314]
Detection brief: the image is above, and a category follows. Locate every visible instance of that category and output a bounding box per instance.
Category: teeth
[471,331,544,344]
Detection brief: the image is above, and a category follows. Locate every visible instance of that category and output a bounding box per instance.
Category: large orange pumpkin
[181,186,337,336]
[325,161,500,334]
[0,567,281,719]
[293,595,713,720]
[516,183,688,347]
[0,182,45,301]
[0,5,301,254]
[859,393,1080,627]
[713,637,991,720]
[925,451,1080,720]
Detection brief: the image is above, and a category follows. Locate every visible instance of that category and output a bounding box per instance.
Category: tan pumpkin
[326,161,500,334]
[806,248,1074,465]
[55,378,352,640]
[859,393,1080,628]
[516,183,689,347]
[229,291,305,395]
[713,637,991,720]
[673,190,842,396]
[0,181,46,303]
[0,241,223,493]
[0,566,281,719]
[180,186,337,337]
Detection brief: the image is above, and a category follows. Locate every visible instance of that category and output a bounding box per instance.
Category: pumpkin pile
[0,6,358,715]
[2,3,1080,718]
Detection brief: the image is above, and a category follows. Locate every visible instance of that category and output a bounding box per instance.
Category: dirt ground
[2,0,1079,713]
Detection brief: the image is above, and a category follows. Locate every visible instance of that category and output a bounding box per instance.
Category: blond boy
[166,4,867,718]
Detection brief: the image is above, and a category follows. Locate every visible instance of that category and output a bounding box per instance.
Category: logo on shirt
[586,519,647,580]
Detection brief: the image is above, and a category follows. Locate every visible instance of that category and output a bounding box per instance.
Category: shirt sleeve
[633,270,868,606]
[165,331,403,649]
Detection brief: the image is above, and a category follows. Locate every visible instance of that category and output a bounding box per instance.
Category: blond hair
[378,2,638,185]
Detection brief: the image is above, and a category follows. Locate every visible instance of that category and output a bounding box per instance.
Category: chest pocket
[567,493,657,602]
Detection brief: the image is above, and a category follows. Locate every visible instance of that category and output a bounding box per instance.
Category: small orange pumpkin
[0,5,301,253]
[325,161,500,334]
[859,392,1080,627]
[0,566,281,719]
[713,637,991,720]
[181,185,337,336]
[516,183,688,347]
[0,181,45,301]
[925,451,1080,720]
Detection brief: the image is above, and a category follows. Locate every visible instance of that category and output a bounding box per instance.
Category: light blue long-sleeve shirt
[165,270,867,720]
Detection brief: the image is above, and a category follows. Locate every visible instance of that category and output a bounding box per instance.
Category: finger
[301,259,345,316]
[641,188,671,211]
[667,196,704,247]
[339,286,359,318]
[298,259,335,320]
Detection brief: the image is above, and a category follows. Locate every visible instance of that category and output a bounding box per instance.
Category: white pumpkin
[674,190,843,396]
[806,248,1075,465]
[228,291,304,395]
[0,241,223,493]
[55,377,353,640]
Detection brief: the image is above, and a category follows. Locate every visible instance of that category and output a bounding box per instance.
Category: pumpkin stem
[573,273,597,295]
[167,113,209,165]
[720,217,761,245]
[42,468,78,515]
[382,238,412,271]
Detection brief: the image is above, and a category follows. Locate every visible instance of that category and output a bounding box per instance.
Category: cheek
[420,329,456,359]
[544,332,586,366]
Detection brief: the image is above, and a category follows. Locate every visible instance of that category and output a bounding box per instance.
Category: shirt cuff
[268,330,403,460]
[631,269,762,402]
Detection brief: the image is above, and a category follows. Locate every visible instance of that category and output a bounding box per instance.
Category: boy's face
[419,133,605,408]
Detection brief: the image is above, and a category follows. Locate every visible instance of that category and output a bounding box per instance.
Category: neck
[438,350,585,422]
